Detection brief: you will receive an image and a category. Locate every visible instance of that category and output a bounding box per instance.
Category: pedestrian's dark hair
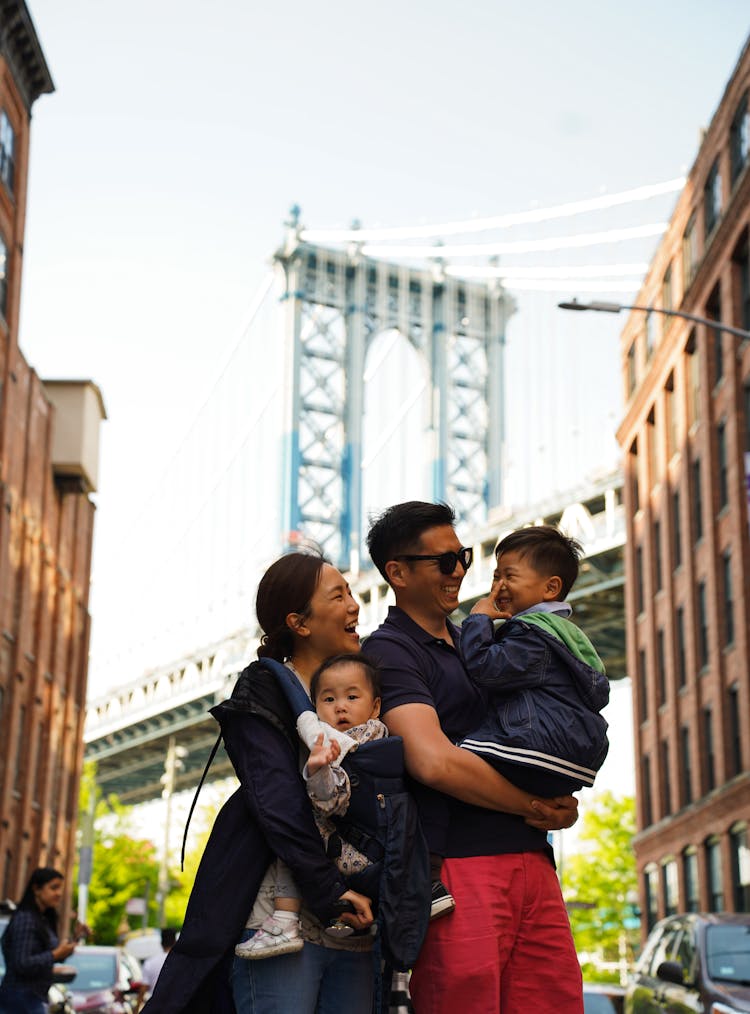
[256,553,328,661]
[495,525,583,599]
[366,501,456,582]
[161,927,177,949]
[16,866,64,936]
[309,653,381,705]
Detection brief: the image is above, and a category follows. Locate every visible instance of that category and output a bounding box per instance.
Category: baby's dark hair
[309,653,382,704]
[495,525,583,599]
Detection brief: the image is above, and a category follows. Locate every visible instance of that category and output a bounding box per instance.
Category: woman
[144,553,376,1014]
[0,867,76,1014]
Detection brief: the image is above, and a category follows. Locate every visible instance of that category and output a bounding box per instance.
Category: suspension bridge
[83,176,681,804]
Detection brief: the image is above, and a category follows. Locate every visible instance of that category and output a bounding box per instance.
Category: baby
[235,654,386,959]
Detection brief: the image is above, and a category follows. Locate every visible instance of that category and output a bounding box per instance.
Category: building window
[645,311,657,359]
[672,489,682,569]
[728,684,742,777]
[683,212,700,291]
[635,545,644,614]
[662,858,678,916]
[703,706,716,792]
[704,158,723,238]
[707,284,723,385]
[654,521,663,592]
[692,458,703,541]
[723,550,734,646]
[686,330,700,425]
[662,264,673,317]
[697,580,709,669]
[657,628,666,706]
[0,232,7,320]
[681,725,693,806]
[733,230,750,333]
[706,836,724,911]
[642,754,653,827]
[717,421,728,510]
[638,647,649,723]
[627,342,637,397]
[629,439,640,512]
[730,823,750,912]
[647,406,657,486]
[661,739,672,817]
[644,863,659,931]
[0,110,14,195]
[683,848,699,912]
[730,91,750,184]
[676,606,687,688]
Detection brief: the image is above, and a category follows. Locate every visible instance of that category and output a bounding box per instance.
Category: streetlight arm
[558,299,750,342]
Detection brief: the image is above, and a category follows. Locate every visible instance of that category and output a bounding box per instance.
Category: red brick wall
[0,53,96,902]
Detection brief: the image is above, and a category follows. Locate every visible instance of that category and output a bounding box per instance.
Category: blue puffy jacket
[458,612,610,796]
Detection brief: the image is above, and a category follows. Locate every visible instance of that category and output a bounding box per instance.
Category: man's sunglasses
[393,547,473,575]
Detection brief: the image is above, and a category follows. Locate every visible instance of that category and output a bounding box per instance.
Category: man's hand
[307,733,340,775]
[526,795,579,831]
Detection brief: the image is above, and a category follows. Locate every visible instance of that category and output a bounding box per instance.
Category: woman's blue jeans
[231,928,374,1013]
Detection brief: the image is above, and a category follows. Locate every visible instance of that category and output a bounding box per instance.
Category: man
[366,501,582,1014]
[139,928,177,1007]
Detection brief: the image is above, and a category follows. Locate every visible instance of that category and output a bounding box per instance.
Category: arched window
[705,836,724,911]
[730,822,750,912]
[644,863,659,931]
[682,847,699,912]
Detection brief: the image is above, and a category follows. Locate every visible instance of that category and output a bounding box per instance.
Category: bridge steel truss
[275,232,514,570]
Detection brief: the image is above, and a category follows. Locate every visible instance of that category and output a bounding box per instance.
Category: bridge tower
[275,211,515,571]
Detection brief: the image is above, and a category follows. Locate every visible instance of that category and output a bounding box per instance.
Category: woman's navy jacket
[142,661,349,1014]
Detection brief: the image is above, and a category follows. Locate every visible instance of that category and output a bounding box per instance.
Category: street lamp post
[558,298,750,343]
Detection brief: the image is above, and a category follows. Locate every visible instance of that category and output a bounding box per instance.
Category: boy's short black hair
[310,653,382,704]
[495,525,583,599]
[366,501,456,582]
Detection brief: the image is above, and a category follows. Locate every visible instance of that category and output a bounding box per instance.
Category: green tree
[74,764,161,943]
[561,791,639,981]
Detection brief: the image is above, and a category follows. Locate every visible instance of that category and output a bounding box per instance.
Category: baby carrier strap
[259,657,314,718]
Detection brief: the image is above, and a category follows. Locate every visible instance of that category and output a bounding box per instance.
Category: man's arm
[384,701,578,830]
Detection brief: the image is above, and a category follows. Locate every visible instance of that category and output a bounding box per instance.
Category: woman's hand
[307,734,340,776]
[337,889,373,930]
[526,795,579,830]
[52,939,76,961]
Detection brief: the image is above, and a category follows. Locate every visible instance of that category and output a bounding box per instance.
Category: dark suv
[625,913,750,1013]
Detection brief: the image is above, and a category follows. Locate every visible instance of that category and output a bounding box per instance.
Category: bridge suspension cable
[299,177,685,243]
[357,222,667,260]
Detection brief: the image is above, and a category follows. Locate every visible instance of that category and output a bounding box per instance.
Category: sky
[15,1,750,707]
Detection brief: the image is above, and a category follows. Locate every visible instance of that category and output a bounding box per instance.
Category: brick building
[0,2,105,899]
[616,37,750,933]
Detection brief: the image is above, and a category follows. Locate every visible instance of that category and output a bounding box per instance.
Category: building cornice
[0,0,53,111]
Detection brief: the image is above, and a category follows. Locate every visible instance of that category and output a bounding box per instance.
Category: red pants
[410,852,583,1014]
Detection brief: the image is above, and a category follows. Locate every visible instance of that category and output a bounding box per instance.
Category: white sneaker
[234,917,303,960]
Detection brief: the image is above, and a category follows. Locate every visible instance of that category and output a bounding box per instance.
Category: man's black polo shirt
[365,606,550,859]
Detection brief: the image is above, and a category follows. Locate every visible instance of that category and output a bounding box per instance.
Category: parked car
[625,912,750,1013]
[584,981,626,1014]
[66,945,144,1014]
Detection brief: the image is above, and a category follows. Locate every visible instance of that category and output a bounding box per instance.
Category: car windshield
[706,925,750,984]
[67,951,118,990]
[583,993,617,1014]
